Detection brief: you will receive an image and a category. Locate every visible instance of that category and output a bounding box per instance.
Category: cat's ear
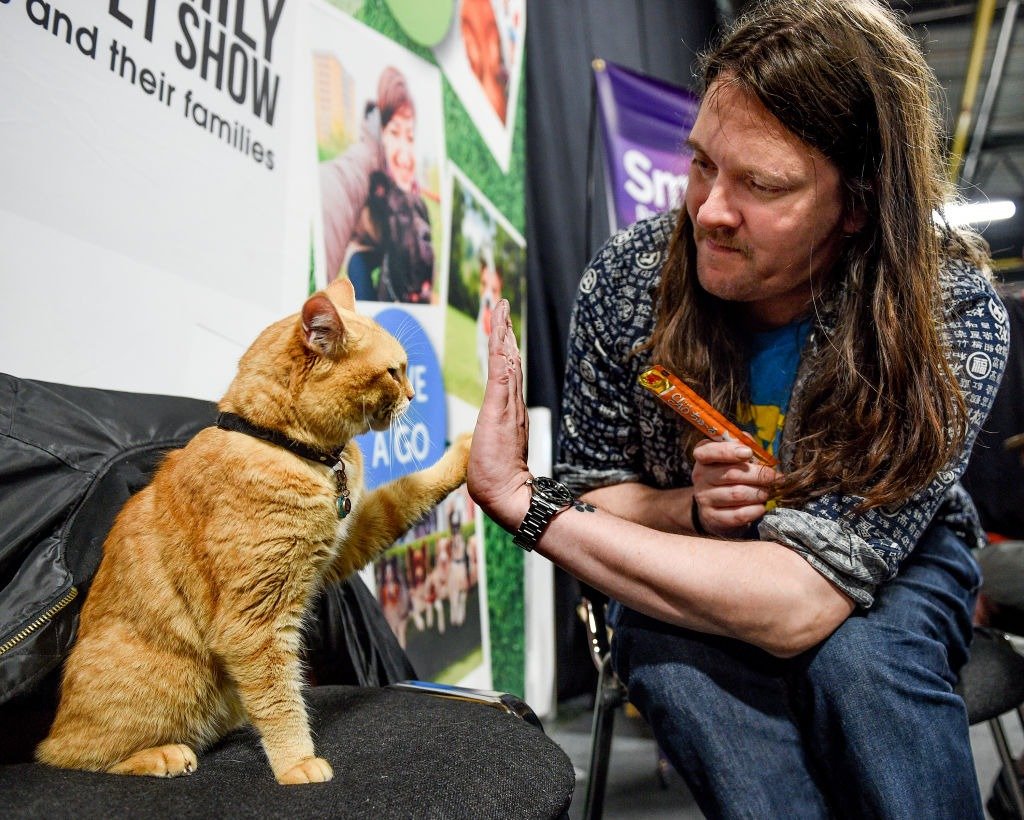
[300,293,346,357]
[326,276,357,312]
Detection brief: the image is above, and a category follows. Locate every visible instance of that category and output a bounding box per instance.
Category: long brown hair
[650,0,989,509]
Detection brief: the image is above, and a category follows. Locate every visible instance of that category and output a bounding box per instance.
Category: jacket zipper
[0,586,79,657]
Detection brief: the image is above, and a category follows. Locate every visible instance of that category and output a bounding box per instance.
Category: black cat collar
[215,412,352,519]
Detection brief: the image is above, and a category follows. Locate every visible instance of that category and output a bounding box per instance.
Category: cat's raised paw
[447,432,472,470]
[431,431,472,487]
[277,756,333,785]
[108,744,197,778]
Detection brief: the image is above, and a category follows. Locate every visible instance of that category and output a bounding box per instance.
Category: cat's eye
[388,367,402,381]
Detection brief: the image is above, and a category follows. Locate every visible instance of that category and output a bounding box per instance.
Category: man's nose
[695,180,741,231]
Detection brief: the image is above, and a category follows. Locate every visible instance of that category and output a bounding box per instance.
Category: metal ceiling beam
[949,0,999,183]
[982,132,1024,148]
[997,153,1024,190]
[907,2,1007,25]
[962,0,1021,185]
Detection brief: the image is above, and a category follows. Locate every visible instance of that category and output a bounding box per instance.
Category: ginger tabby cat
[37,278,471,784]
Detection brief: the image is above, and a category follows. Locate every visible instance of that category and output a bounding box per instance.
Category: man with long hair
[467,0,1010,816]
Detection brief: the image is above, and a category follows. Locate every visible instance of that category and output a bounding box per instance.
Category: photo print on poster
[433,0,524,171]
[352,304,489,685]
[444,161,526,407]
[374,485,488,684]
[310,5,449,305]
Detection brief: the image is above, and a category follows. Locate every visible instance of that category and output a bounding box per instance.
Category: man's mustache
[694,227,752,259]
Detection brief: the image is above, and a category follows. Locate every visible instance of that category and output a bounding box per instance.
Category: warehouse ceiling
[905,0,1024,269]
[907,2,1022,189]
[725,0,1024,272]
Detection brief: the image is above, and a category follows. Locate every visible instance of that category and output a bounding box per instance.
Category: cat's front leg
[276,756,334,785]
[420,431,473,489]
[214,618,332,784]
[329,433,472,577]
[239,661,332,785]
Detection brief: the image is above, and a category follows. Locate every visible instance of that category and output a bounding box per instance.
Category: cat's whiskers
[389,317,418,349]
[390,405,428,475]
[360,397,376,436]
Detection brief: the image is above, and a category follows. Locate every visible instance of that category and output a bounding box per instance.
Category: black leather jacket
[0,374,214,707]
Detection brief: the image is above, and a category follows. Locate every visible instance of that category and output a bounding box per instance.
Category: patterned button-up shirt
[555,211,1010,606]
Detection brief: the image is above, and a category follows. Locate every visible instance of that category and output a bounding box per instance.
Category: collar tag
[332,461,352,519]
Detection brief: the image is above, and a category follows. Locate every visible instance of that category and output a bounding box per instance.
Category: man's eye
[691,158,716,178]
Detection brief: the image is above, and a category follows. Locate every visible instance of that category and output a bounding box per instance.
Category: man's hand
[691,440,782,537]
[467,300,532,532]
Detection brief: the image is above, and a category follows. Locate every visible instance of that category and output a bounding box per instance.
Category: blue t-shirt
[736,318,812,458]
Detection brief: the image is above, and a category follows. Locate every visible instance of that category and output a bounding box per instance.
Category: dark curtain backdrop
[524,1,721,701]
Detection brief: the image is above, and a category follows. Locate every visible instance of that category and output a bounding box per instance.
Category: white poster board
[0,0,311,399]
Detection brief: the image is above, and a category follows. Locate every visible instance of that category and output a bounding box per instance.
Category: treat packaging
[638,365,778,468]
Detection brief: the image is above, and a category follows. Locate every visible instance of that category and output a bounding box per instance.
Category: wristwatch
[513,477,576,551]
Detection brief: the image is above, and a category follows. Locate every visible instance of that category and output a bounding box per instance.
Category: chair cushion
[956,628,1024,724]
[2,685,575,819]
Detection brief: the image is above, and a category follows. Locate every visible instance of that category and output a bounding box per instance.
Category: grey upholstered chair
[957,627,1024,819]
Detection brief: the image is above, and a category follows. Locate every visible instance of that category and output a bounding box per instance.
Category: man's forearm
[534,502,856,657]
[581,482,698,535]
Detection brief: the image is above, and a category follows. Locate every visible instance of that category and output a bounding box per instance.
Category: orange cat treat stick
[638,365,778,468]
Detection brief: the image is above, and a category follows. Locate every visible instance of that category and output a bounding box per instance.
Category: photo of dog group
[374,486,485,683]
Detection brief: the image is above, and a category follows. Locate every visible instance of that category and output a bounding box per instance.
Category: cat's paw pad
[277,756,333,785]
[109,744,197,777]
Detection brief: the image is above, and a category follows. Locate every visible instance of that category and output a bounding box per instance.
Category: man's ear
[326,276,357,312]
[301,292,346,357]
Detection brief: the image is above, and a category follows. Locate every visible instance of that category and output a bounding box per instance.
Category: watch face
[532,477,575,506]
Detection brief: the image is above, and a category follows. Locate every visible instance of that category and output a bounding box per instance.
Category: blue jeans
[610,522,983,819]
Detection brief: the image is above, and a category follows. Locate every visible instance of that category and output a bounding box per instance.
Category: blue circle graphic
[356,308,447,489]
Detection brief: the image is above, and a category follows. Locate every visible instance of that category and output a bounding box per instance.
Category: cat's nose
[406,386,415,401]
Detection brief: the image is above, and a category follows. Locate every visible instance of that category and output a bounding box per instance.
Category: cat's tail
[36,727,124,772]
[38,731,199,778]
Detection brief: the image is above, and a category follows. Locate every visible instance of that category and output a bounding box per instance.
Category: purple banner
[593,60,700,232]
